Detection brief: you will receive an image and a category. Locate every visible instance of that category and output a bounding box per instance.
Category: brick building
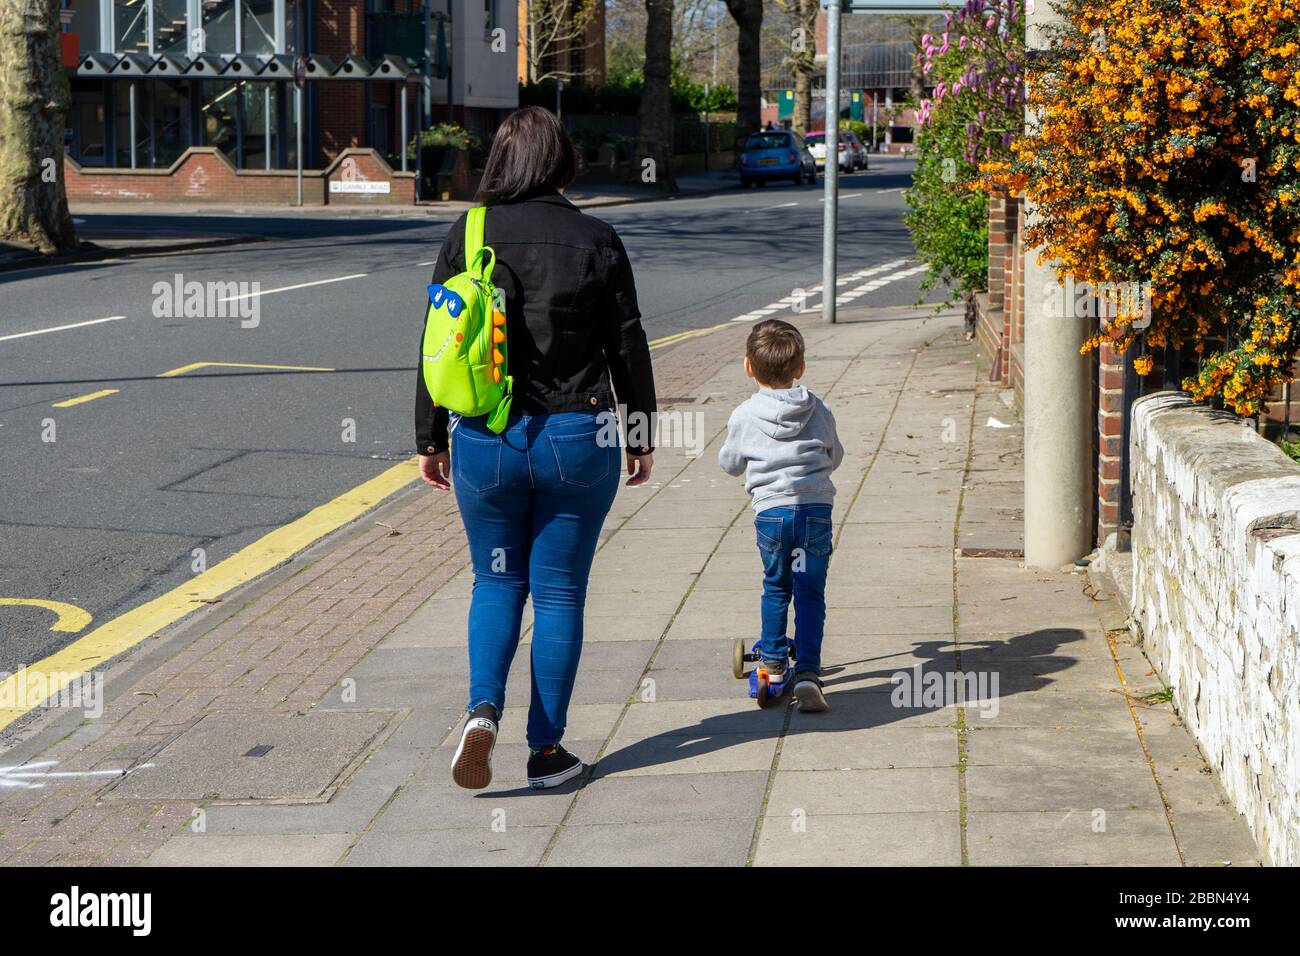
[61,0,517,174]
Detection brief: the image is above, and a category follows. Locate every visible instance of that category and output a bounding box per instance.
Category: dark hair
[746,319,805,385]
[475,106,577,204]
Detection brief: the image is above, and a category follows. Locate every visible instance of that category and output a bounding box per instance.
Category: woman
[416,107,656,791]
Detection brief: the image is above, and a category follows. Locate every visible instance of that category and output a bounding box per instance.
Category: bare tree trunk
[0,0,76,255]
[899,15,930,104]
[636,0,677,192]
[791,0,815,134]
[724,0,763,146]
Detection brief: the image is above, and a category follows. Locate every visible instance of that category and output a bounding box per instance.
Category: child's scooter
[731,638,795,708]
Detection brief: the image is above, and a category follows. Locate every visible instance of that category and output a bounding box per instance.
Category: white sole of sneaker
[793,681,829,713]
[451,717,496,789]
[527,759,584,790]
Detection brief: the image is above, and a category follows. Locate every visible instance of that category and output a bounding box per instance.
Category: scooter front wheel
[732,639,747,679]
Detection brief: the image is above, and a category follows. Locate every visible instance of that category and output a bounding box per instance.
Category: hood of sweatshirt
[748,386,818,440]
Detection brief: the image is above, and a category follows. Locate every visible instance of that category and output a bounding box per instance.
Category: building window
[241,0,277,54]
[201,0,238,53]
[152,0,190,55]
[68,1,103,54]
[114,0,148,52]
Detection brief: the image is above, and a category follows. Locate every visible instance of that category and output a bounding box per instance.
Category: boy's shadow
[583,627,1086,780]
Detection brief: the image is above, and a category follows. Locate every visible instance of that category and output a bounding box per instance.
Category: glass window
[152,81,192,166]
[202,0,237,53]
[152,0,190,55]
[68,0,103,54]
[114,83,148,166]
[200,80,239,161]
[240,82,278,168]
[115,0,148,53]
[746,133,791,151]
[241,1,277,54]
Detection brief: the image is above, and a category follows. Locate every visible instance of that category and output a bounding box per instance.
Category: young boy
[718,319,844,712]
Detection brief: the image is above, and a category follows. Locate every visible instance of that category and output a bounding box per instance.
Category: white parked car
[803,130,859,172]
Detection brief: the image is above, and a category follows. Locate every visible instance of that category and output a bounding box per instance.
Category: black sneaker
[526,744,584,790]
[792,672,829,713]
[451,703,498,790]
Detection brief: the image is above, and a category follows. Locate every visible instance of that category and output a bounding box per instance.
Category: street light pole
[822,0,841,323]
[1022,0,1092,566]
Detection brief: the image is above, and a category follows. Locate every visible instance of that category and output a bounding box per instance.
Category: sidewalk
[0,306,1259,866]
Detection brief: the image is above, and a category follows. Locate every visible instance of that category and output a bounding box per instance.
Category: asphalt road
[0,157,930,673]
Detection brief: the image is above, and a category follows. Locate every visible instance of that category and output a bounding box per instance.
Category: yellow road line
[51,389,119,408]
[648,321,734,351]
[0,458,420,732]
[0,599,91,633]
[158,361,335,378]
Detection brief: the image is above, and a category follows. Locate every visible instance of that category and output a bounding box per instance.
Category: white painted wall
[452,0,517,109]
[1131,392,1300,866]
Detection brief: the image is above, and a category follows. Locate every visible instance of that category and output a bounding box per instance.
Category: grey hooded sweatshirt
[718,386,845,513]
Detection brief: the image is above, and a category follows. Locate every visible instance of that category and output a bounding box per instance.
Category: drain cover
[107,711,395,803]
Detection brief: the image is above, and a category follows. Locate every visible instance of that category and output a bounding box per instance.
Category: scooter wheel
[755,671,770,707]
[732,639,747,679]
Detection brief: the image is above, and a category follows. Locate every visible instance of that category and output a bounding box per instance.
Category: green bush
[904,123,988,307]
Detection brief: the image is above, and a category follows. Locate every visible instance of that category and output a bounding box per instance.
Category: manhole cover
[105,711,396,803]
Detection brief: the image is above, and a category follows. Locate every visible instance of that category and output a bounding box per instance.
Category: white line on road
[764,202,800,210]
[728,259,915,323]
[218,273,368,302]
[834,263,928,306]
[821,193,862,201]
[0,315,126,343]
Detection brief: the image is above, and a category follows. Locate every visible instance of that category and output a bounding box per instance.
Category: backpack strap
[464,206,494,281]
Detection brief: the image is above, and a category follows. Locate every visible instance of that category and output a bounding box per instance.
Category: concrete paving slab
[779,725,957,770]
[753,810,961,866]
[546,818,755,866]
[342,825,555,866]
[965,763,1165,813]
[565,770,768,825]
[107,711,395,802]
[966,810,1182,866]
[147,832,354,866]
[766,767,959,815]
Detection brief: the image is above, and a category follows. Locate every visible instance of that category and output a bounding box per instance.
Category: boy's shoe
[792,672,829,713]
[527,744,584,789]
[451,703,498,790]
[759,656,788,684]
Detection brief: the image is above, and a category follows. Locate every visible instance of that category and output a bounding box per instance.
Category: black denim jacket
[414,190,657,455]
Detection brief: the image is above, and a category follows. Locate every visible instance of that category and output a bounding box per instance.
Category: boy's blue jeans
[755,504,832,675]
[452,412,620,748]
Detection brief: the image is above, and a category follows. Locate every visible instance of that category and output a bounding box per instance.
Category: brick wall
[66,147,414,206]
[317,0,368,160]
[976,190,1022,390]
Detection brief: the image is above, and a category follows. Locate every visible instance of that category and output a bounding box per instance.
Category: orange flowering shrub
[984,0,1300,414]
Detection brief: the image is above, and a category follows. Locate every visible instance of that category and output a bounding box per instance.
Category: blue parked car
[739,130,818,188]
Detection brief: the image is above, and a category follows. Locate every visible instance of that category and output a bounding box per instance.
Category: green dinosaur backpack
[420,206,512,433]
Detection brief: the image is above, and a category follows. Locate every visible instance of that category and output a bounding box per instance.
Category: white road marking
[764,202,799,210]
[834,263,928,306]
[727,259,916,323]
[0,760,155,790]
[807,259,911,294]
[0,315,127,343]
[821,193,862,201]
[217,273,368,302]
